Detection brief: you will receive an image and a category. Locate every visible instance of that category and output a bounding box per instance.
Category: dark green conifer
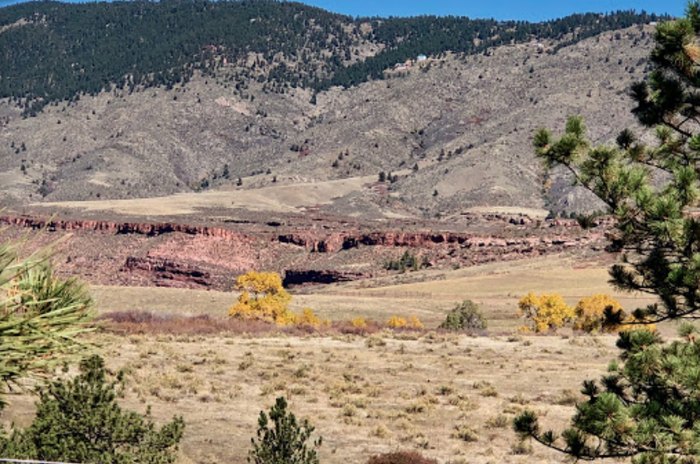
[515,3,700,461]
[248,396,321,464]
[0,355,185,464]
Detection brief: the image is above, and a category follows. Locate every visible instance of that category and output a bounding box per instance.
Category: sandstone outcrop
[0,214,610,290]
[0,215,248,240]
[121,256,212,289]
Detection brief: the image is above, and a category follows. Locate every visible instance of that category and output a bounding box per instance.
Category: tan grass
[34,175,377,216]
[0,330,629,464]
[91,254,659,334]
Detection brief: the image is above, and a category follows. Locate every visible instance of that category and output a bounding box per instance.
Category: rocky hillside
[0,2,659,218]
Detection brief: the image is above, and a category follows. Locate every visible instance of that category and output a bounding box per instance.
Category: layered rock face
[0,215,248,239]
[0,215,608,290]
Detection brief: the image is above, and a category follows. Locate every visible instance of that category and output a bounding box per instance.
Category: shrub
[336,318,380,335]
[387,315,423,330]
[573,294,656,333]
[517,292,574,333]
[453,424,479,442]
[439,300,487,331]
[293,308,326,329]
[249,396,321,464]
[387,315,407,328]
[384,251,423,272]
[407,316,424,329]
[351,317,368,329]
[367,451,438,464]
[0,355,184,463]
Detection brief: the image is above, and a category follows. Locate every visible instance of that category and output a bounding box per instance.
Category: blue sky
[302,1,686,21]
[0,0,687,21]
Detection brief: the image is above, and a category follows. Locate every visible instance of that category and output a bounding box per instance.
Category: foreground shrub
[0,355,184,463]
[367,451,438,464]
[518,292,574,333]
[249,396,321,464]
[439,299,487,332]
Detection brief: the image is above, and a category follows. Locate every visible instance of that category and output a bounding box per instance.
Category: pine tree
[515,327,700,463]
[248,396,321,464]
[0,355,185,464]
[514,3,700,461]
[533,2,700,324]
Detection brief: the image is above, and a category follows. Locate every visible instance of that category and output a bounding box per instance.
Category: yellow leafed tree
[518,292,574,333]
[229,271,293,325]
[574,294,655,333]
[573,294,624,333]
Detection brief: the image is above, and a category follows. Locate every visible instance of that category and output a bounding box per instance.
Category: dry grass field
[33,175,379,216]
[91,254,659,332]
[3,331,634,464]
[1,255,672,464]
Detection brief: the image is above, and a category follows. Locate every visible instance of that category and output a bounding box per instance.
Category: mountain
[0,1,662,218]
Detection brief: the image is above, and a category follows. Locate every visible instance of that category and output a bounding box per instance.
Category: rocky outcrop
[277,230,601,254]
[1,214,602,256]
[0,215,249,240]
[1,213,610,290]
[121,256,212,289]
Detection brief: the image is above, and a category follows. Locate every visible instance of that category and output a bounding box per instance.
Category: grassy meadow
[3,254,667,464]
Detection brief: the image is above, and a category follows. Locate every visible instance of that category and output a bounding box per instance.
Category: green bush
[439,300,487,332]
[0,355,184,464]
[249,396,321,464]
[384,251,424,272]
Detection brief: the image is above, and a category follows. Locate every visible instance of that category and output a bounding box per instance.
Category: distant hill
[0,1,663,115]
[0,2,664,218]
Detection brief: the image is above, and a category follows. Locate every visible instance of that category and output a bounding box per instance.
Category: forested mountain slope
[0,1,661,217]
[0,1,661,113]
